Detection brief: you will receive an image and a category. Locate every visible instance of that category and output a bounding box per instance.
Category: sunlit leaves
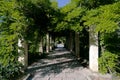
[50,0,58,9]
[56,0,86,32]
[96,20,118,32]
[55,21,68,31]
[83,2,120,33]
[99,51,119,74]
[60,3,77,13]
[0,0,27,67]
[65,7,85,21]
[70,24,83,32]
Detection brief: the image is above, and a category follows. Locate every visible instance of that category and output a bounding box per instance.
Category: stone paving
[25,48,115,80]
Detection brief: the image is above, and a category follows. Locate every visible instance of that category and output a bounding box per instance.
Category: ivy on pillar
[18,39,28,69]
[89,27,99,72]
[18,39,24,65]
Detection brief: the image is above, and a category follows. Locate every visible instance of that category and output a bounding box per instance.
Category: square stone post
[18,39,24,65]
[49,35,53,51]
[46,33,50,53]
[89,27,99,72]
[39,38,43,53]
[18,39,28,69]
[24,40,28,69]
[70,32,74,52]
[75,32,80,58]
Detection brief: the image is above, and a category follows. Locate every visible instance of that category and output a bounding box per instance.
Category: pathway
[24,48,113,80]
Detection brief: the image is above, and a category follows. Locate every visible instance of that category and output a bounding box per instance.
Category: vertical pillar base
[75,32,80,58]
[89,27,99,72]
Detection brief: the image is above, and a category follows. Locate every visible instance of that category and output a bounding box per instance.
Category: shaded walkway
[24,48,112,80]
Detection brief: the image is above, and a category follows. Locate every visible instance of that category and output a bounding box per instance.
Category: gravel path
[24,48,114,80]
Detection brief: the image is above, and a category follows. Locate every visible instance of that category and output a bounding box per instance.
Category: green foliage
[65,7,86,21]
[50,0,58,9]
[99,51,119,74]
[0,0,27,79]
[98,25,120,75]
[60,2,77,13]
[56,1,86,32]
[16,0,58,54]
[80,0,120,75]
[83,2,120,33]
[0,0,120,79]
[0,62,22,80]
[0,0,27,62]
[100,32,120,52]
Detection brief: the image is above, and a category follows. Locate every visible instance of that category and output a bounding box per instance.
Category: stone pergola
[18,29,99,72]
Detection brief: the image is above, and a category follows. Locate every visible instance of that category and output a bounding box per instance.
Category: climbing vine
[0,0,120,79]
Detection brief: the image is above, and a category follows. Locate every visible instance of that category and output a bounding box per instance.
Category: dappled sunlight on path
[24,49,112,80]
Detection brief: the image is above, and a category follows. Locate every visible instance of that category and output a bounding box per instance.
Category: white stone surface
[23,50,112,80]
[18,39,25,65]
[18,56,24,65]
[89,27,99,72]
[89,45,98,72]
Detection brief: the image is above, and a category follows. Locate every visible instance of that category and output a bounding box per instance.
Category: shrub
[99,51,119,74]
[0,62,22,80]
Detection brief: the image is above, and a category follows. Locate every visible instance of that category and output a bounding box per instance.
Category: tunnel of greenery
[0,0,120,79]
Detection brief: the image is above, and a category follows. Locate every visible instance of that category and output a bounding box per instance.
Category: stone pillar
[70,32,73,52]
[24,41,28,69]
[39,38,43,53]
[18,39,28,69]
[65,36,69,49]
[18,39,24,65]
[66,34,71,51]
[75,32,80,58]
[49,35,52,51]
[89,27,99,72]
[67,35,70,50]
[46,33,50,53]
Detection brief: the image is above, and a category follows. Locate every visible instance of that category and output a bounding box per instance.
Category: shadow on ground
[26,48,85,79]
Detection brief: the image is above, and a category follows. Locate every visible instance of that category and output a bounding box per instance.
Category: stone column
[46,33,50,53]
[89,27,99,72]
[24,40,28,69]
[49,35,52,51]
[39,38,43,53]
[18,39,28,69]
[18,39,24,65]
[67,34,70,50]
[70,32,73,52]
[65,36,69,49]
[75,32,80,58]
